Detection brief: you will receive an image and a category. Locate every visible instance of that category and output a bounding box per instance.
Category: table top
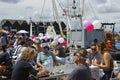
[39,63,100,80]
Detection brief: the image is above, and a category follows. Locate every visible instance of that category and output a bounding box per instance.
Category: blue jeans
[101,69,115,80]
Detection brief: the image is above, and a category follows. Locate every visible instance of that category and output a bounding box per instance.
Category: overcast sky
[0,0,120,31]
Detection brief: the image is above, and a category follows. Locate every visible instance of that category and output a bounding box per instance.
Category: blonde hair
[51,41,58,47]
[20,47,36,61]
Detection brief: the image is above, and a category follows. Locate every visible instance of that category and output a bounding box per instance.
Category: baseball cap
[74,48,88,60]
[41,43,49,48]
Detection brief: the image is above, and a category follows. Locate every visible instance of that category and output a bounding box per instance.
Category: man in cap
[67,48,91,80]
[36,43,58,68]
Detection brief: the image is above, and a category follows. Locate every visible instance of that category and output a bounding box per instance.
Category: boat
[49,0,120,61]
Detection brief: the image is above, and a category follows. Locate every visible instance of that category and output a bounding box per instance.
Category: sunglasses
[91,48,96,51]
[73,53,87,60]
[73,53,80,56]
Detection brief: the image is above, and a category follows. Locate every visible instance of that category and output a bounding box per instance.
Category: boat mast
[52,0,65,38]
[64,0,85,47]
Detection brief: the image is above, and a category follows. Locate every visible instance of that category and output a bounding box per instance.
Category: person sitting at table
[11,47,49,80]
[32,38,42,53]
[86,43,101,66]
[92,42,115,80]
[36,43,58,68]
[50,41,66,64]
[67,48,91,80]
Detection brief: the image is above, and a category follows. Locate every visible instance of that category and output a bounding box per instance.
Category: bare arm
[92,59,100,65]
[55,50,60,56]
[93,52,111,70]
[36,69,49,78]
[36,62,44,69]
[99,52,111,70]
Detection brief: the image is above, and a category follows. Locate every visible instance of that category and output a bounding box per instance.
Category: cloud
[25,6,33,10]
[96,0,120,13]
[95,0,107,4]
[0,0,120,23]
[0,0,22,4]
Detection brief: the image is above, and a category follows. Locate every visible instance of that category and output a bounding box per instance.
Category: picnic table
[39,63,100,80]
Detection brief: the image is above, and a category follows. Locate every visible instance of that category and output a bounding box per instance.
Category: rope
[52,0,65,38]
[56,0,64,12]
[87,0,99,20]
[52,0,56,20]
[39,0,46,20]
[81,0,85,17]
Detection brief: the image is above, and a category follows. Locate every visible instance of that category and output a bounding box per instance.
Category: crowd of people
[0,32,116,80]
[0,32,69,80]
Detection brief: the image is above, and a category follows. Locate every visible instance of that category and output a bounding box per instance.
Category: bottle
[47,56,54,72]
[69,52,74,63]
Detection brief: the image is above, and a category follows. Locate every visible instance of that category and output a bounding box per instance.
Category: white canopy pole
[30,18,33,36]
